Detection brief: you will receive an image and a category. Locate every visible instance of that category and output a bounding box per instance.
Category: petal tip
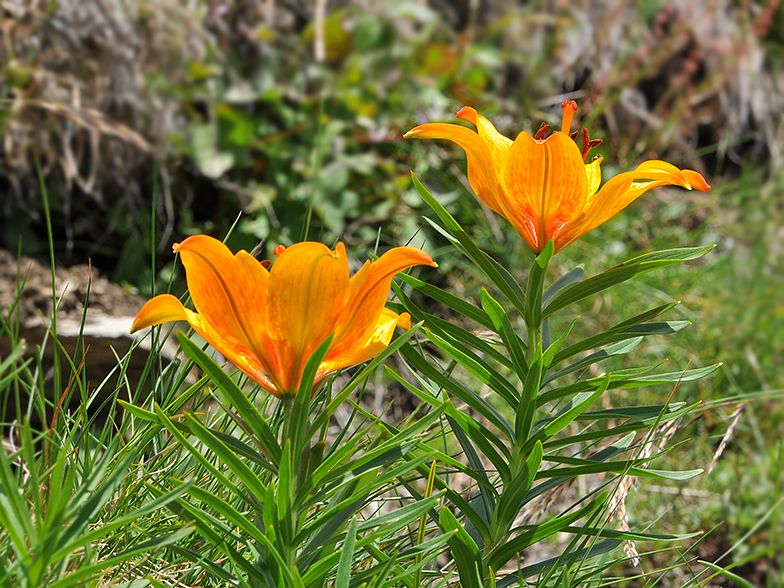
[456,106,477,123]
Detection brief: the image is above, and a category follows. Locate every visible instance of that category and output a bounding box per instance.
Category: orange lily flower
[130,236,436,397]
[405,101,710,253]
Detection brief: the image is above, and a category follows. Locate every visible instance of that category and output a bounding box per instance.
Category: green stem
[527,321,542,365]
[280,395,295,446]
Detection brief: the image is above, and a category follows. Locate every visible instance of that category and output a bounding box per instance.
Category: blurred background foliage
[1,0,782,578]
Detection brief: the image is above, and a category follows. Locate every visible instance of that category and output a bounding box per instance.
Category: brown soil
[0,249,167,427]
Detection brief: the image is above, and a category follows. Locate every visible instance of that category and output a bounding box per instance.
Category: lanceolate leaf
[177,333,281,465]
[394,272,495,330]
[542,245,715,319]
[440,506,483,588]
[412,173,526,314]
[551,302,682,365]
[486,495,605,572]
[537,364,722,405]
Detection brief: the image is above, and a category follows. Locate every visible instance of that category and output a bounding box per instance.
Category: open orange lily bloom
[131,236,436,397]
[405,101,710,253]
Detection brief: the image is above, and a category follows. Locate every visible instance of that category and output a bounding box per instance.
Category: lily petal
[328,247,436,362]
[130,294,190,333]
[585,156,603,196]
[318,308,411,381]
[267,241,350,393]
[500,131,588,251]
[405,122,507,215]
[457,106,513,172]
[175,235,269,353]
[130,292,280,395]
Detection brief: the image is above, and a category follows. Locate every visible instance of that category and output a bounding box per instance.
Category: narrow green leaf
[335,517,358,588]
[527,376,610,454]
[184,412,269,502]
[392,283,513,370]
[699,561,756,588]
[446,405,512,482]
[544,337,643,385]
[542,246,715,319]
[542,317,578,369]
[440,506,483,588]
[481,288,529,379]
[400,343,514,440]
[177,333,281,465]
[412,173,526,314]
[524,240,554,328]
[491,441,543,542]
[516,346,543,444]
[395,272,495,330]
[486,494,604,571]
[426,328,519,407]
[537,364,722,406]
[552,302,681,365]
[309,323,421,435]
[542,266,584,308]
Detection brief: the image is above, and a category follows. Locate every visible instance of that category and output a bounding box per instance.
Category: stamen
[581,128,590,154]
[274,244,286,257]
[570,130,580,140]
[561,100,578,133]
[534,122,551,141]
[580,128,603,161]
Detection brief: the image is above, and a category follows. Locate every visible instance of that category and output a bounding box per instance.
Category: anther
[561,100,578,133]
[273,244,286,257]
[534,122,551,141]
